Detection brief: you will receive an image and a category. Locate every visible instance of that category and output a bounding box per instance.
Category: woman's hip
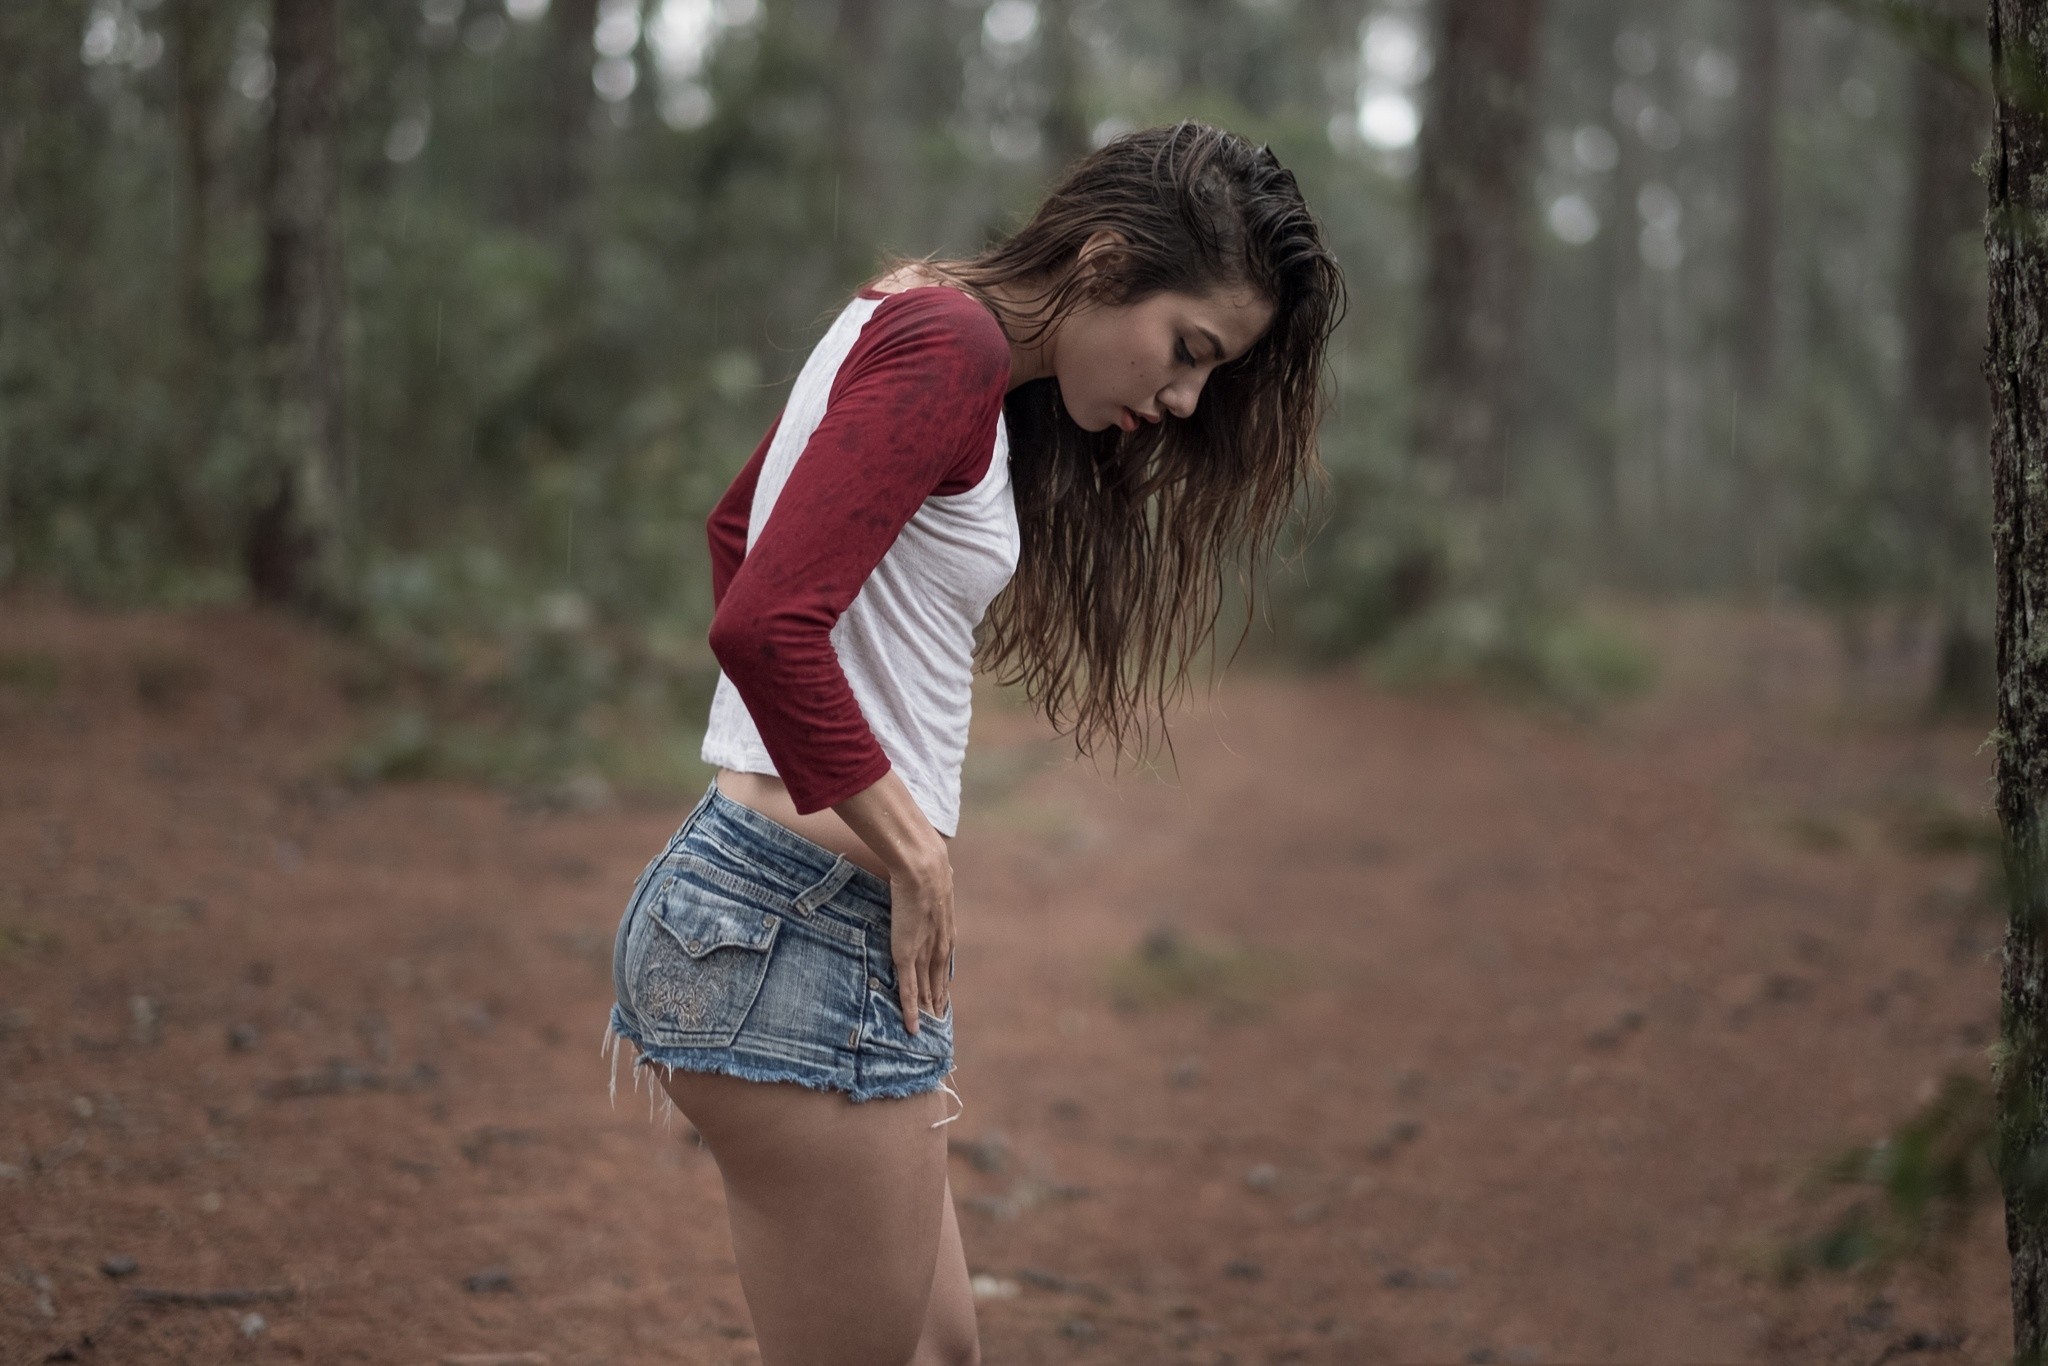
[605,781,954,1106]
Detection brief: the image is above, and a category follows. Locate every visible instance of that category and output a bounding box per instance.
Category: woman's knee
[911,1334,980,1366]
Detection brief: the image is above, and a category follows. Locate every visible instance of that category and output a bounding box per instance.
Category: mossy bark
[1989,1,2048,1359]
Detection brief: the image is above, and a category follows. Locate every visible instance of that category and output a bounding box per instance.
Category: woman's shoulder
[848,272,1010,389]
[860,264,940,295]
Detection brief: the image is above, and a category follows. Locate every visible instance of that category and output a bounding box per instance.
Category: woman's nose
[1159,376,1201,420]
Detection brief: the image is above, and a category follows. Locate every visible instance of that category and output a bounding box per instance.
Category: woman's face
[1050,258,1275,435]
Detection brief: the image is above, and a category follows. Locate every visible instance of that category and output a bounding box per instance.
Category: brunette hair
[882,120,1345,765]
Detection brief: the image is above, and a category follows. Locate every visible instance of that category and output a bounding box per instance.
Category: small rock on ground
[461,1269,515,1295]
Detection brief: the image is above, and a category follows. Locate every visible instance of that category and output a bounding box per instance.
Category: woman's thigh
[657,1066,954,1366]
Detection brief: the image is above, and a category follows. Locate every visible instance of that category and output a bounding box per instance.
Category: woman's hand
[832,769,953,1033]
[886,850,953,1034]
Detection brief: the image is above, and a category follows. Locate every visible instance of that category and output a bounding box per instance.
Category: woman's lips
[1118,406,1138,433]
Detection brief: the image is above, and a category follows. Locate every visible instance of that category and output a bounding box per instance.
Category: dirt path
[0,597,2013,1364]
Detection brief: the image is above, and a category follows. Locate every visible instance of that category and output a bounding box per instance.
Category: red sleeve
[706,288,1012,814]
[709,411,780,609]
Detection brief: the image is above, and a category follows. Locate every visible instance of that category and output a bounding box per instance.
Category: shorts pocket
[863,982,954,1061]
[624,877,782,1048]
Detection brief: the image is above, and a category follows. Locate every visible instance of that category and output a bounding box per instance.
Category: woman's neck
[978,277,1060,391]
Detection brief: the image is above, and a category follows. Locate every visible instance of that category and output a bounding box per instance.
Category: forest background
[0,0,1996,789]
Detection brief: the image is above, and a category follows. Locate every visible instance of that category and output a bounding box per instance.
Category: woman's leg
[911,1175,978,1366]
[655,1066,975,1366]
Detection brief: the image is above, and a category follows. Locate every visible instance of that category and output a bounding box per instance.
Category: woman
[603,121,1344,1365]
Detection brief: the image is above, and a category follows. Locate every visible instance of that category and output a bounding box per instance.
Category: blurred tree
[0,0,104,583]
[1172,0,1232,97]
[831,0,886,279]
[246,0,349,612]
[543,0,600,236]
[1988,0,2048,1355]
[168,0,227,353]
[0,0,1997,720]
[1039,0,1091,173]
[1903,0,1993,713]
[1531,0,1632,575]
[166,0,230,555]
[1415,0,1545,505]
[1734,0,1782,399]
[1733,0,1782,585]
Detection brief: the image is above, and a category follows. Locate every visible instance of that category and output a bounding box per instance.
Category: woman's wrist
[831,769,948,883]
[893,843,951,889]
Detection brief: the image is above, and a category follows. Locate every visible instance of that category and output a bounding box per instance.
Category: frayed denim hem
[602,1015,961,1123]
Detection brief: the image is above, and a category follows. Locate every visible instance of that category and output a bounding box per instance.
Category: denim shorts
[602,780,957,1111]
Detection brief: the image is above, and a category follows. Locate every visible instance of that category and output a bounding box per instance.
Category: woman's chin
[1054,385,1119,433]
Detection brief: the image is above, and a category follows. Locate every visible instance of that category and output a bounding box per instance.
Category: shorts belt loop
[792,858,858,916]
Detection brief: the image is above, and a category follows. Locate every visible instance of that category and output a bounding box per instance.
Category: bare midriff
[715,770,942,883]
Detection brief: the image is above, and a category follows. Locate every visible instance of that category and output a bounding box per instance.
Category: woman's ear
[1074,229,1128,280]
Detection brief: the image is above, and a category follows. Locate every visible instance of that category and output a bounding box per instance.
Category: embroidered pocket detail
[626,882,780,1048]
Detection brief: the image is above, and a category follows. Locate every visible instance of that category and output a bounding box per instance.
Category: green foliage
[1886,789,2002,858]
[334,547,717,798]
[1371,595,1658,715]
[0,921,62,963]
[1103,924,1290,1018]
[0,651,61,699]
[1781,809,1854,852]
[1777,1071,1997,1284]
[0,0,1993,716]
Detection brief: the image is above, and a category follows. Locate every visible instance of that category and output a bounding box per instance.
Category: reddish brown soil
[0,594,2016,1364]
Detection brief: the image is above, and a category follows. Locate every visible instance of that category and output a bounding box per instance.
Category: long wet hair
[881,121,1346,766]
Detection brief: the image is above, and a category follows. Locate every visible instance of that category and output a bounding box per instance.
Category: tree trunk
[1907,0,1994,714]
[541,0,599,232]
[167,0,226,557]
[0,1,97,578]
[1174,0,1231,93]
[1414,0,1545,504]
[1989,1,2048,1360]
[1608,5,1654,577]
[1733,0,1780,401]
[1731,0,1781,590]
[1038,0,1091,173]
[169,0,222,349]
[831,0,885,279]
[245,0,348,613]
[1301,0,1367,114]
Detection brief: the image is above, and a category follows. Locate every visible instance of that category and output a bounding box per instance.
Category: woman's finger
[929,934,950,1015]
[897,958,922,1037]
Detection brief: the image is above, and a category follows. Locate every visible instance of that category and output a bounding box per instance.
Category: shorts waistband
[688,780,895,917]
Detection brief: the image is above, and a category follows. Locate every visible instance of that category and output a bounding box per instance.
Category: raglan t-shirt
[699,285,1020,837]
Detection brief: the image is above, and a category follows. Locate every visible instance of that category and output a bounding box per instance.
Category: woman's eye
[1175,339,1196,366]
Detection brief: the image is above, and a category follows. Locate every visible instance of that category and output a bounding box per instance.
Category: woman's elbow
[706,607,762,677]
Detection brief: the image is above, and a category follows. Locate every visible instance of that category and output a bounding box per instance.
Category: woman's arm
[706,289,1010,813]
[831,770,954,1027]
[705,287,1011,1024]
[707,410,780,609]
